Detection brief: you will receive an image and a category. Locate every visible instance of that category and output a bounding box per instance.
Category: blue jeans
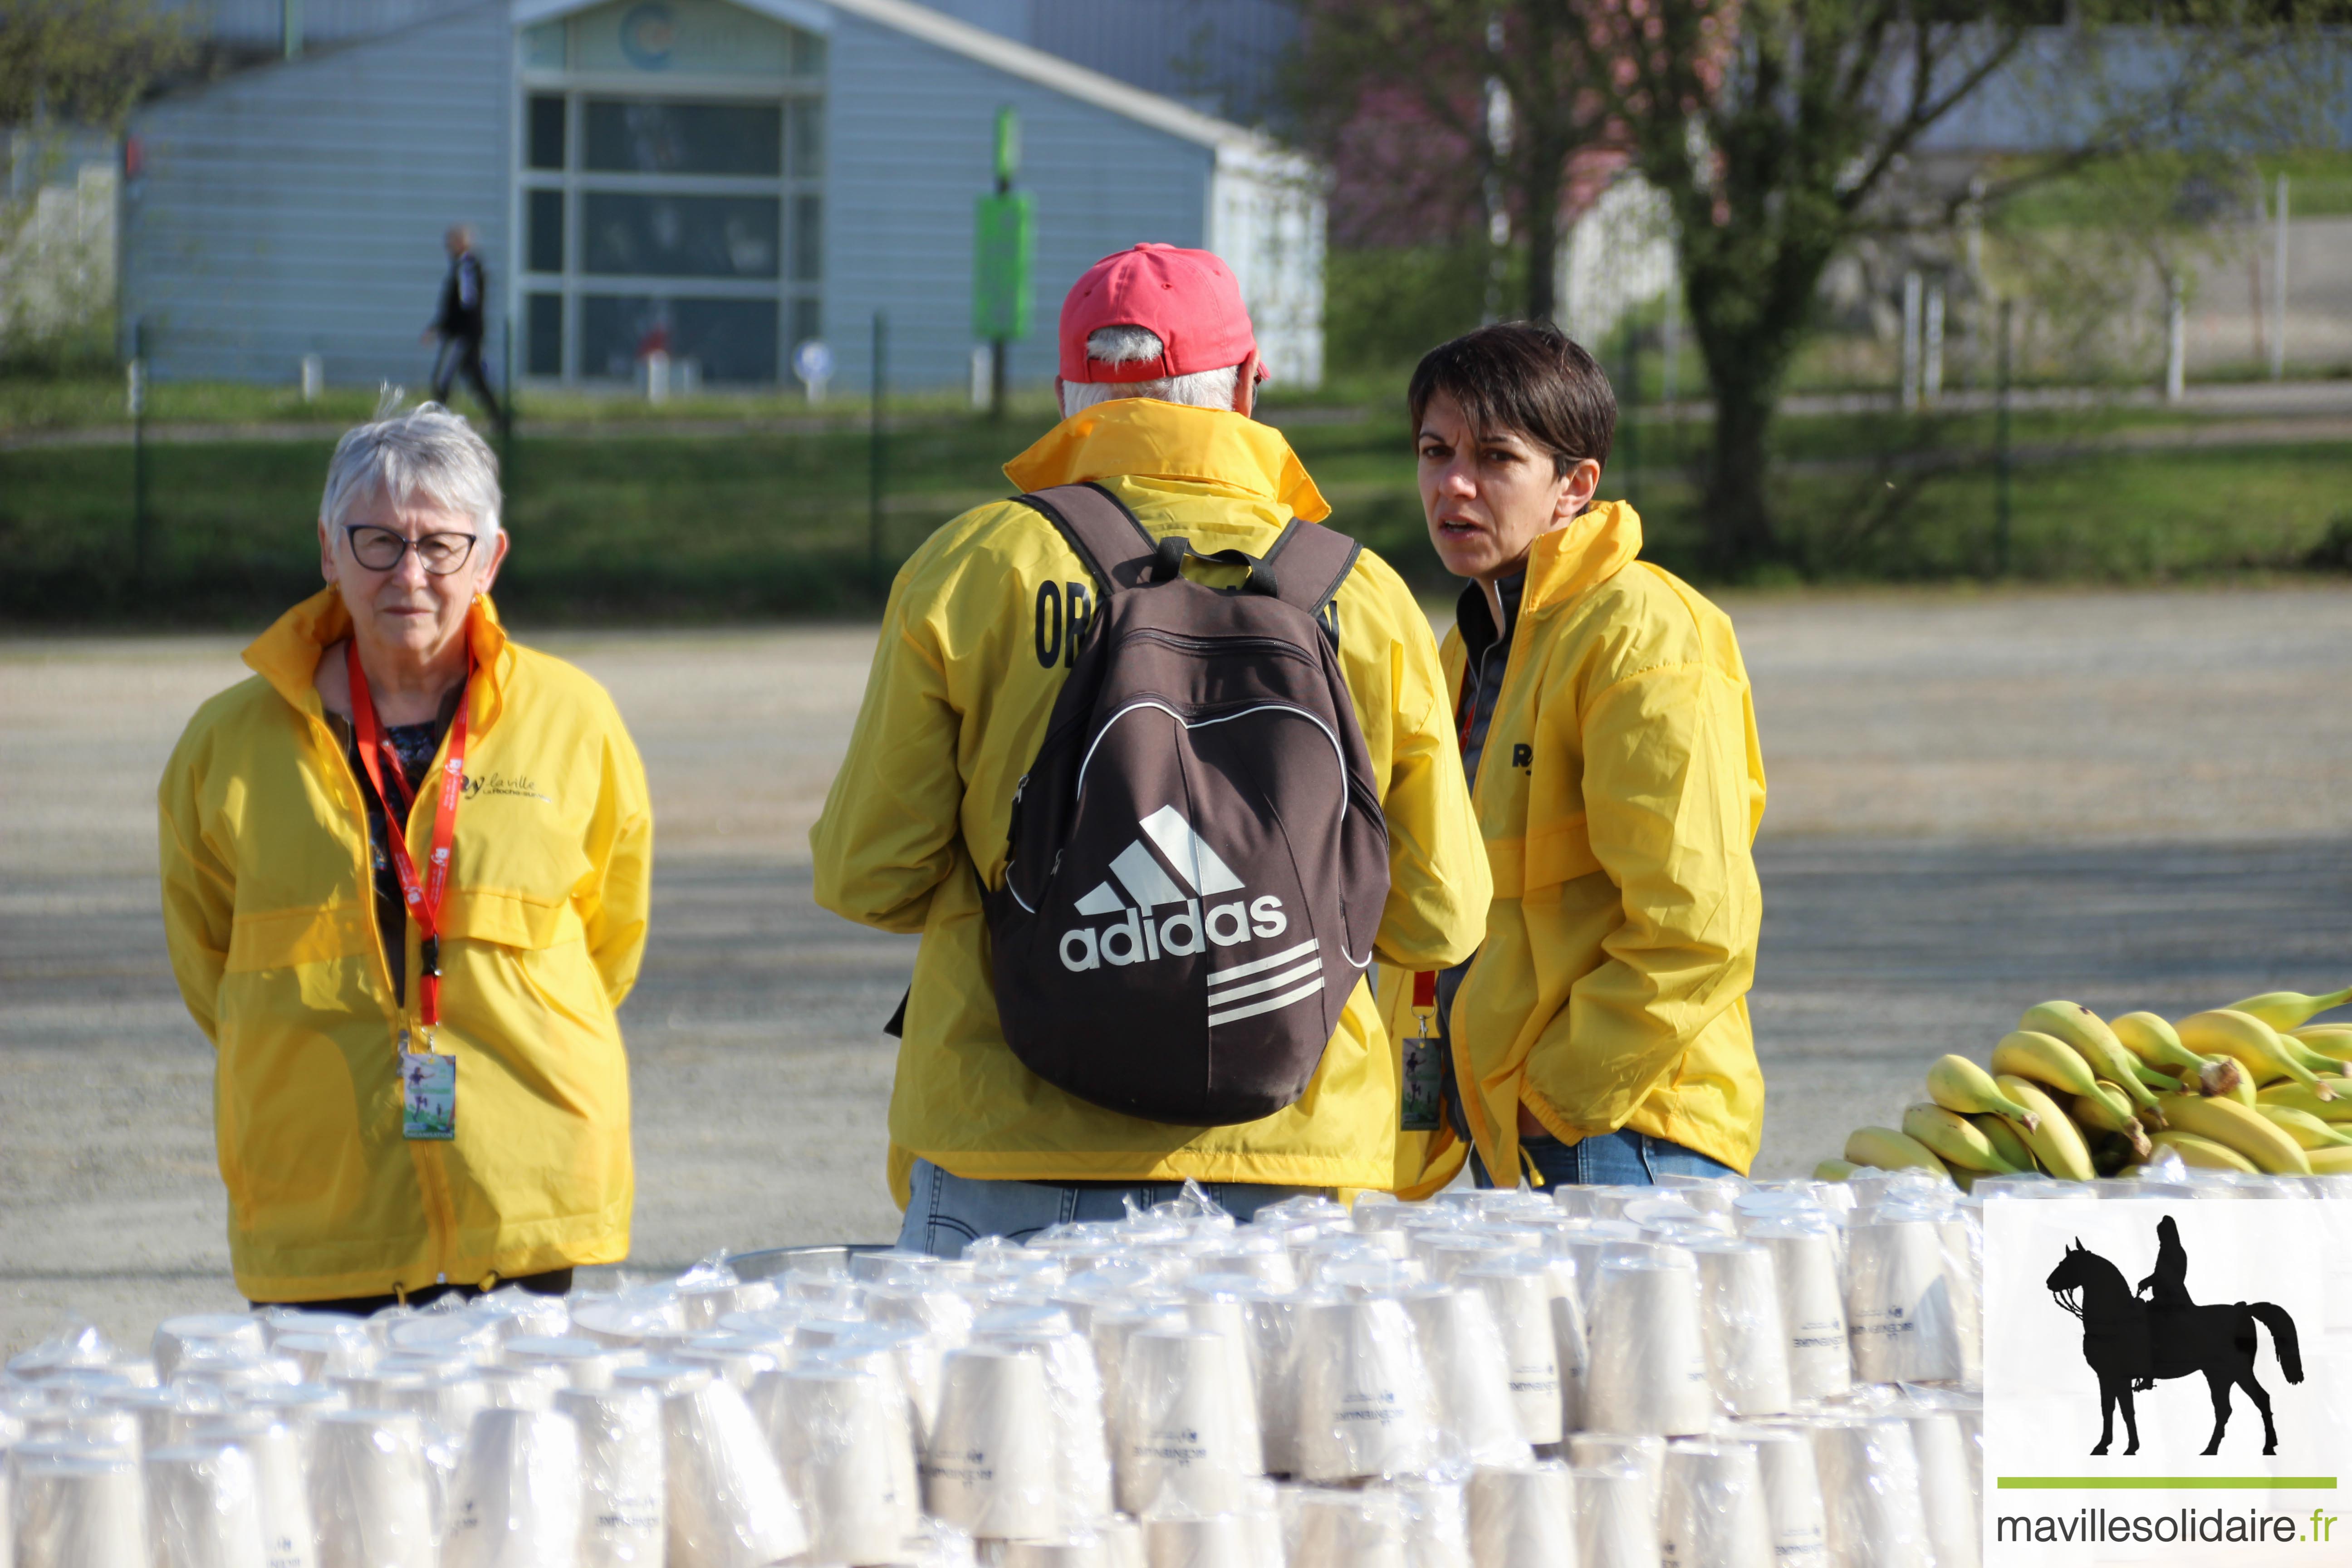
[1469,1125,1739,1188]
[897,1158,1330,1258]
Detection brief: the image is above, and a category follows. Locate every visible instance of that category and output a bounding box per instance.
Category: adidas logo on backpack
[985,483,1391,1128]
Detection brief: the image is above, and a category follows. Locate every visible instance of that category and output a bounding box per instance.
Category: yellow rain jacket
[1382,502,1767,1191]
[811,399,1490,1205]
[157,590,651,1302]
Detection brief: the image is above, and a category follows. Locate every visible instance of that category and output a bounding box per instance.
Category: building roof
[510,0,1280,154]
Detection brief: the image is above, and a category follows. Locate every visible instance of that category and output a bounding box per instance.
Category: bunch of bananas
[1816,985,2352,1188]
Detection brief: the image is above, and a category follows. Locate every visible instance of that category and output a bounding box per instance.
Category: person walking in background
[425,225,505,429]
[1394,322,1767,1192]
[158,403,650,1310]
[811,244,1489,1254]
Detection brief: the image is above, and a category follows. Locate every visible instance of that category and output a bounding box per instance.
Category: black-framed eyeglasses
[343,524,478,576]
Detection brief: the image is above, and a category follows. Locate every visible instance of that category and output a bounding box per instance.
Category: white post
[2165,276,2186,403]
[1923,282,1945,406]
[643,349,670,404]
[970,345,991,411]
[300,353,323,403]
[1660,256,1679,412]
[126,356,147,417]
[2271,172,2288,382]
[1901,270,1923,412]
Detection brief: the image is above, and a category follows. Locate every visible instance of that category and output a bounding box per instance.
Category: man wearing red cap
[811,244,1490,1250]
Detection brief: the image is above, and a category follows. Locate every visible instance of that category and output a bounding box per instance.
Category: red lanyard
[347,640,470,1039]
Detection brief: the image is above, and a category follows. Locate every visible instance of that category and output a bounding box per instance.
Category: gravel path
[3,584,2347,1355]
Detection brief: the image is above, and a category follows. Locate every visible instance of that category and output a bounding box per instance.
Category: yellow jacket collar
[1522,500,1643,615]
[1002,399,1332,523]
[245,587,511,727]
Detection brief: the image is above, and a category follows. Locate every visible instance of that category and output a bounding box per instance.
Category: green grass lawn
[4,405,2347,624]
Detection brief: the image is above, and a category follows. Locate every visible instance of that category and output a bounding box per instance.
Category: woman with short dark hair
[158,403,651,1309]
[1392,321,1767,1190]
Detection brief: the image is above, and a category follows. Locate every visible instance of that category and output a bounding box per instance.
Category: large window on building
[516,0,823,386]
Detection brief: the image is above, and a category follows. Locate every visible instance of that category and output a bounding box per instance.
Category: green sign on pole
[974,191,1034,343]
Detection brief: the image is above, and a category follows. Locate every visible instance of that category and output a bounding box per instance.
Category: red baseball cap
[1058,242,1268,384]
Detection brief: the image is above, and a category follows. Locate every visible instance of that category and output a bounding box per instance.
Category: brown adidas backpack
[984,482,1391,1127]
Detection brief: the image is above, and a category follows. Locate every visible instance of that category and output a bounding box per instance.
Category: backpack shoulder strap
[1014,482,1159,600]
[1259,518,1363,620]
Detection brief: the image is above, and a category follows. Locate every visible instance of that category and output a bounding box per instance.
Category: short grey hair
[1059,326,1243,417]
[321,402,502,541]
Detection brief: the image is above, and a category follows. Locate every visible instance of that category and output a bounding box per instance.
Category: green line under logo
[1998,1477,2338,1490]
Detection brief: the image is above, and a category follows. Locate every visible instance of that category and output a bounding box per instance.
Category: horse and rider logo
[2046,1216,2304,1457]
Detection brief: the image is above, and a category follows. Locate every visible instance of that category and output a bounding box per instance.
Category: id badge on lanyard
[349,642,469,1141]
[1400,970,1443,1133]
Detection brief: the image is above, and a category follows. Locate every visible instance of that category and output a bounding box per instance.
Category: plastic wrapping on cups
[309,1410,436,1568]
[1377,1476,1471,1568]
[439,1407,583,1568]
[183,1413,319,1568]
[272,1335,379,1385]
[1567,1431,1665,1519]
[1843,1214,1961,1386]
[1540,1257,1590,1435]
[766,1366,915,1565]
[1182,1279,1300,1480]
[1685,1239,1795,1418]
[571,1296,687,1350]
[1557,1220,1645,1319]
[551,1384,664,1568]
[1114,1330,1247,1518]
[475,1365,569,1412]
[152,1317,267,1384]
[669,1335,785,1393]
[1292,1295,1436,1482]
[1659,1439,1773,1568]
[384,1314,504,1369]
[1087,1303,1189,1443]
[1173,1297,1264,1479]
[101,1381,228,1455]
[8,1319,117,1384]
[1805,1416,1931,1568]
[1137,1513,1252,1568]
[974,1311,1115,1524]
[1585,1252,1714,1437]
[1465,1459,1573,1568]
[784,1340,926,1539]
[1722,1425,1828,1568]
[1746,1217,1852,1402]
[11,1450,148,1568]
[1460,1260,1564,1446]
[1570,1465,1659,1568]
[1279,1484,1407,1568]
[639,1363,807,1567]
[19,1405,138,1456]
[1937,1210,1983,1390]
[1892,1406,1976,1568]
[923,1343,1059,1541]
[464,1289,573,1344]
[1399,1288,1529,1469]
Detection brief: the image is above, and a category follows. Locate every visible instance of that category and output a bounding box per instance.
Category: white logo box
[1983,1197,2352,1566]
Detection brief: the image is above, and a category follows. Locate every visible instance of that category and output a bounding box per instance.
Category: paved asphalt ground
[5,585,2350,1355]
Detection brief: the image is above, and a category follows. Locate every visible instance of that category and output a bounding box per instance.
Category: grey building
[121,0,1324,392]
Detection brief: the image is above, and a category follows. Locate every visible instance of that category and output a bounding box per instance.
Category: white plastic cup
[1465,1459,1573,1568]
[309,1411,436,1568]
[1659,1440,1773,1568]
[146,1443,269,1568]
[1844,1220,1960,1384]
[441,1406,583,1568]
[1898,1407,1978,1568]
[1567,1433,1664,1526]
[507,1338,620,1392]
[184,1413,320,1568]
[769,1367,913,1565]
[923,1344,1059,1541]
[1570,1465,1658,1568]
[1379,1475,1471,1568]
[1688,1240,1795,1418]
[1177,1296,1266,1478]
[551,1385,664,1568]
[1807,1417,1931,1568]
[1585,1255,1713,1436]
[652,1364,808,1568]
[105,1384,229,1456]
[1543,1258,1590,1436]
[1463,1262,1565,1445]
[11,1451,149,1568]
[1114,1330,1244,1519]
[272,1334,378,1384]
[155,1316,269,1382]
[1291,1297,1436,1482]
[1727,1425,1828,1568]
[1401,1288,1529,1469]
[977,1321,1115,1524]
[1140,1513,1252,1568]
[1936,1215,1984,1389]
[1283,1484,1408,1568]
[1753,1227,1852,1402]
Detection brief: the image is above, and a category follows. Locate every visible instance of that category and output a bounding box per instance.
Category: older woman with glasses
[158,403,652,1312]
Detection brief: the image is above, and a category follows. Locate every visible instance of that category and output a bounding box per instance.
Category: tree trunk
[1522,152,1562,325]
[1700,353,1779,576]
